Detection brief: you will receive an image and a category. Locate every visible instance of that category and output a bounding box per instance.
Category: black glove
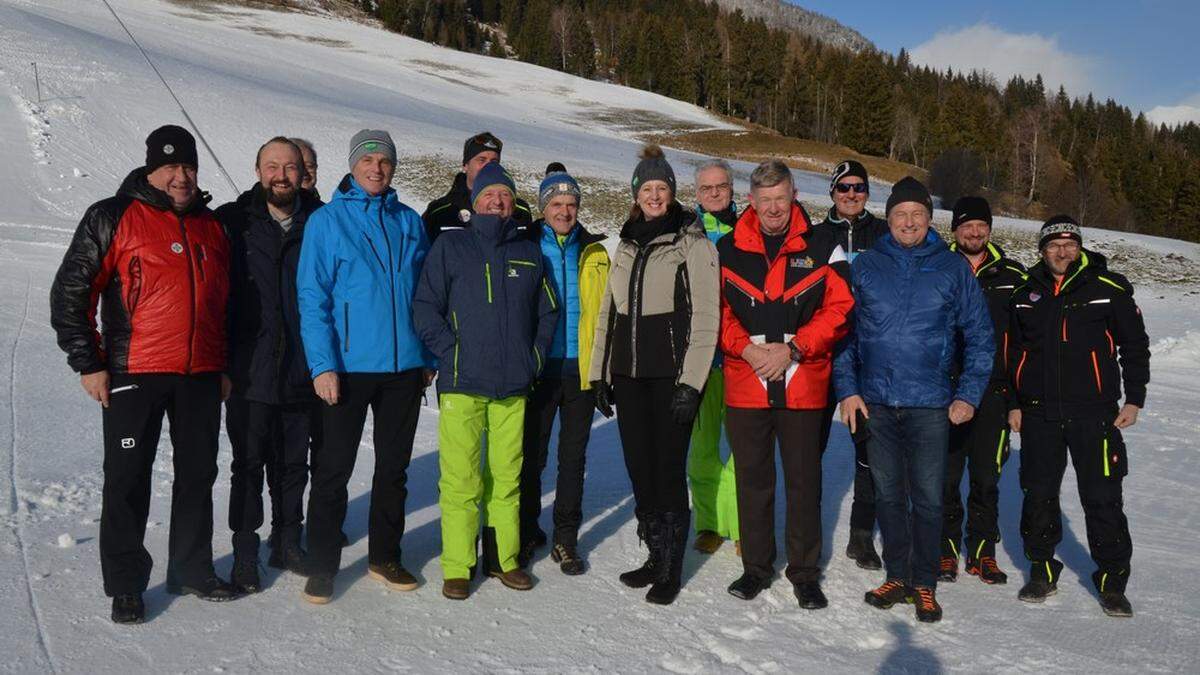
[592,380,614,418]
[670,384,701,425]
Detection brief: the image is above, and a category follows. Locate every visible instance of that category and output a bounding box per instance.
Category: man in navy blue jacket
[216,138,324,591]
[834,176,994,623]
[296,130,434,604]
[414,162,558,601]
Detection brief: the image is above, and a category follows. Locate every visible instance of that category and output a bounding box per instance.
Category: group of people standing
[49,123,1149,627]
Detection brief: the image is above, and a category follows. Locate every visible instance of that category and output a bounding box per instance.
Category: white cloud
[909,23,1097,96]
[1146,93,1200,127]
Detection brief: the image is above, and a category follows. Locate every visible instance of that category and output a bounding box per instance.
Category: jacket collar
[878,229,946,259]
[825,206,876,228]
[1027,249,1102,295]
[470,213,518,244]
[732,202,810,257]
[332,174,399,210]
[118,166,211,215]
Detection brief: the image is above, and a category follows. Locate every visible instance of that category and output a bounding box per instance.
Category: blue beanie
[538,170,581,212]
[471,162,516,208]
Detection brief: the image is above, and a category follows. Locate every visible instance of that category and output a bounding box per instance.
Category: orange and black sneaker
[966,556,1008,585]
[864,579,911,610]
[938,555,958,582]
[912,586,943,623]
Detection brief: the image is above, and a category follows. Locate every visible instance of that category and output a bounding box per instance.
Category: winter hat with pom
[631,144,676,198]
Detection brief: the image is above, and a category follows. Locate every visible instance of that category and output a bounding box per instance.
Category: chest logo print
[171,242,184,254]
[508,267,519,278]
[1029,292,1041,302]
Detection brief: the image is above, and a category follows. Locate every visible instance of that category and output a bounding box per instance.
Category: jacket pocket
[451,310,460,387]
[342,302,350,353]
[1090,349,1103,394]
[1014,350,1028,391]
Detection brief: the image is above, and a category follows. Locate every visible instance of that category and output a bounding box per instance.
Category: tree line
[358,0,1200,242]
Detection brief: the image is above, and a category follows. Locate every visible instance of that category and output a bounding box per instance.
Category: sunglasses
[470,133,503,152]
[833,182,868,194]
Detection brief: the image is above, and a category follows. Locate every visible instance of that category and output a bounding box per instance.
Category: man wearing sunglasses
[813,159,887,571]
[422,131,535,242]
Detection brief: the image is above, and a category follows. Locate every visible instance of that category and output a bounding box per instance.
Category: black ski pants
[613,376,691,515]
[99,373,221,597]
[305,370,423,576]
[942,385,1011,560]
[820,391,876,532]
[520,371,594,548]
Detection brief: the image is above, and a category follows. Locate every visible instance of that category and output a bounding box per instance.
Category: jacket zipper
[452,310,459,386]
[343,302,350,352]
[628,240,666,375]
[375,202,400,371]
[1091,350,1103,393]
[484,262,493,303]
[178,214,196,373]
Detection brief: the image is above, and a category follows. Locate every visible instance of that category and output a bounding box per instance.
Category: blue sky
[790,1,1200,125]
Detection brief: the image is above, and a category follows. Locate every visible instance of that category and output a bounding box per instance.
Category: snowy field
[1,0,1199,672]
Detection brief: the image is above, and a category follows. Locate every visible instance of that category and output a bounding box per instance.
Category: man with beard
[938,197,1026,586]
[50,125,240,624]
[1007,216,1149,617]
[421,131,534,242]
[290,137,319,199]
[812,160,886,570]
[215,137,325,591]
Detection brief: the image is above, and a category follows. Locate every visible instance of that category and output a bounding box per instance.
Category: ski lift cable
[99,0,239,194]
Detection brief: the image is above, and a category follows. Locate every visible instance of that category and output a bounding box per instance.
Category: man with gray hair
[290,137,319,198]
[688,158,741,556]
[717,160,854,609]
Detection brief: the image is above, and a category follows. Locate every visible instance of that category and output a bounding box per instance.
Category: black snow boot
[268,541,308,575]
[111,593,145,624]
[846,528,882,570]
[232,556,262,593]
[646,510,689,605]
[619,510,662,589]
[1019,560,1062,603]
[1099,592,1133,618]
[166,575,244,602]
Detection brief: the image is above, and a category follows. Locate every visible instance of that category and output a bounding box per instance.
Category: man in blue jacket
[834,176,994,623]
[296,130,434,604]
[414,162,559,601]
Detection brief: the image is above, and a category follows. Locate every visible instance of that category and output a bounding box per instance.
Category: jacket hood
[118,167,211,214]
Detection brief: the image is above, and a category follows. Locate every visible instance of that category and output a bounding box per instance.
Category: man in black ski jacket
[216,137,324,590]
[1007,215,1150,618]
[421,131,534,242]
[811,159,887,570]
[939,197,1026,586]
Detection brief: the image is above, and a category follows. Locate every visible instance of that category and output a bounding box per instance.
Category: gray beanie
[348,129,397,169]
[631,145,676,198]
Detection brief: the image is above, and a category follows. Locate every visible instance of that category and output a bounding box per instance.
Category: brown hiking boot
[442,578,470,600]
[368,561,419,591]
[864,579,911,610]
[693,530,724,554]
[966,556,1009,585]
[489,568,534,591]
[912,586,943,623]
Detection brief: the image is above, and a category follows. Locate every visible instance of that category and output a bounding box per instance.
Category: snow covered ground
[1,0,1198,672]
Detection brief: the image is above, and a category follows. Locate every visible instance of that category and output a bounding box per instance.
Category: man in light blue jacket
[834,176,993,624]
[296,130,434,604]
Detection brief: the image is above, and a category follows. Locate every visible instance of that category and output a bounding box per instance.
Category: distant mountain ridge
[712,0,873,52]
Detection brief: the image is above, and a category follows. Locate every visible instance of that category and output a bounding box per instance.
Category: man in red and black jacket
[50,125,239,624]
[1006,215,1150,618]
[718,160,854,610]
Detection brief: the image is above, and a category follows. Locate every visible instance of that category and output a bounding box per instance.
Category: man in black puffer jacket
[215,137,324,590]
[1007,215,1150,618]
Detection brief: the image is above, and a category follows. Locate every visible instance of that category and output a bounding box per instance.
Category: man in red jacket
[717,160,854,609]
[50,125,240,625]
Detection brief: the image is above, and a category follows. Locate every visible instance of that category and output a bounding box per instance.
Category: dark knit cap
[463,131,503,165]
[145,124,198,172]
[1039,214,1083,250]
[539,167,581,212]
[631,145,676,198]
[830,159,869,193]
[885,176,933,216]
[951,196,992,230]
[546,161,567,175]
[471,161,517,208]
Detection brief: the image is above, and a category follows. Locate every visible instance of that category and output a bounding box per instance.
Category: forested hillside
[357,0,1200,241]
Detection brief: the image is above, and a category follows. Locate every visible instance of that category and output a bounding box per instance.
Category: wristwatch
[788,342,803,363]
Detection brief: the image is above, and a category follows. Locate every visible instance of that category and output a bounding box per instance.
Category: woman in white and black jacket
[589,145,720,605]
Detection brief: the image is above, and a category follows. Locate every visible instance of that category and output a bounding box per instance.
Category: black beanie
[545,161,567,176]
[145,124,198,172]
[1039,214,1083,250]
[951,196,992,230]
[631,144,676,198]
[830,159,869,193]
[463,131,503,165]
[885,176,933,216]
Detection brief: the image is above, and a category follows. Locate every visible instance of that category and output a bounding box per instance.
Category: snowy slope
[1,1,1199,672]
